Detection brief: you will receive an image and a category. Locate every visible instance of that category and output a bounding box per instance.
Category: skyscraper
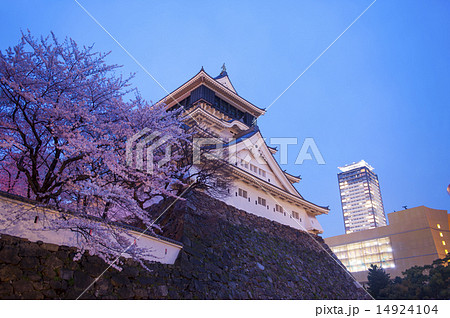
[338,160,386,234]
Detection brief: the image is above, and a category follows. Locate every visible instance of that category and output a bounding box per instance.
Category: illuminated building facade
[325,206,450,283]
[331,237,394,273]
[157,67,329,234]
[338,160,386,234]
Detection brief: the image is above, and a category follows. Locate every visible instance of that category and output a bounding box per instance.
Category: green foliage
[367,264,391,298]
[375,253,450,300]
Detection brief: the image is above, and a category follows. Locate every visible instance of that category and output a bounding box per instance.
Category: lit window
[257,197,266,206]
[238,188,247,198]
[442,241,446,246]
[445,249,448,254]
[437,224,441,229]
[275,204,283,213]
[440,232,444,237]
[330,237,394,273]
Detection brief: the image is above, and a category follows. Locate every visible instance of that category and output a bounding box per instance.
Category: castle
[159,67,328,234]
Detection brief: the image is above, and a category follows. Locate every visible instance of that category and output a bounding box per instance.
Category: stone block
[121,265,140,278]
[137,276,153,286]
[44,255,63,270]
[158,285,168,297]
[0,264,22,282]
[73,270,91,290]
[12,280,34,294]
[94,278,112,297]
[0,246,21,265]
[42,266,57,279]
[117,286,135,299]
[18,244,49,258]
[42,288,58,299]
[31,281,47,290]
[19,257,40,270]
[22,290,44,300]
[111,273,130,287]
[0,282,13,295]
[41,243,59,252]
[49,279,68,292]
[55,250,70,260]
[134,288,148,299]
[24,272,42,282]
[59,269,74,280]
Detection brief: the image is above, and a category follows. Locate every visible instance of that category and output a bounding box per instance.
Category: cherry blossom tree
[0,32,190,268]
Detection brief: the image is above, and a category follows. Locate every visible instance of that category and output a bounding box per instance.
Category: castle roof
[157,68,265,119]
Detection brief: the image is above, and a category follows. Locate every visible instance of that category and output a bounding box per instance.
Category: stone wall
[0,191,370,299]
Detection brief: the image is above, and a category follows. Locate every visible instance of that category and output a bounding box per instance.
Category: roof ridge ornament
[221,63,226,73]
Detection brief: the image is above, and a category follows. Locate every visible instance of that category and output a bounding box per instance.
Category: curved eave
[284,171,301,184]
[202,72,265,116]
[222,129,301,196]
[230,130,329,214]
[156,69,265,118]
[250,130,303,197]
[268,146,278,154]
[184,106,250,131]
[228,165,329,216]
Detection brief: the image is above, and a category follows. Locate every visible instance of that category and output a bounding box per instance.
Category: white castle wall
[0,195,182,264]
[223,178,323,234]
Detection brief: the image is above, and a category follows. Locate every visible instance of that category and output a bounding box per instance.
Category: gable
[232,131,301,197]
[235,149,285,190]
[158,69,265,119]
[215,75,237,93]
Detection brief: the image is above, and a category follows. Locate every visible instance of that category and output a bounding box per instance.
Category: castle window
[258,169,266,177]
[257,197,266,206]
[238,188,247,198]
[275,204,283,213]
[241,159,249,169]
[250,164,258,173]
[292,211,300,219]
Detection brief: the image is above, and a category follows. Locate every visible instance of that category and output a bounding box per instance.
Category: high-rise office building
[338,160,386,234]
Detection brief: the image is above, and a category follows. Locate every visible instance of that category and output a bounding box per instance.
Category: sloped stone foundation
[0,191,369,299]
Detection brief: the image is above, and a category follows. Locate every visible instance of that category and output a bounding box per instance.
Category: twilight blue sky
[1,1,449,237]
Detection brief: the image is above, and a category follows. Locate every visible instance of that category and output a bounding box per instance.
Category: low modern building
[325,206,450,283]
[338,160,386,234]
